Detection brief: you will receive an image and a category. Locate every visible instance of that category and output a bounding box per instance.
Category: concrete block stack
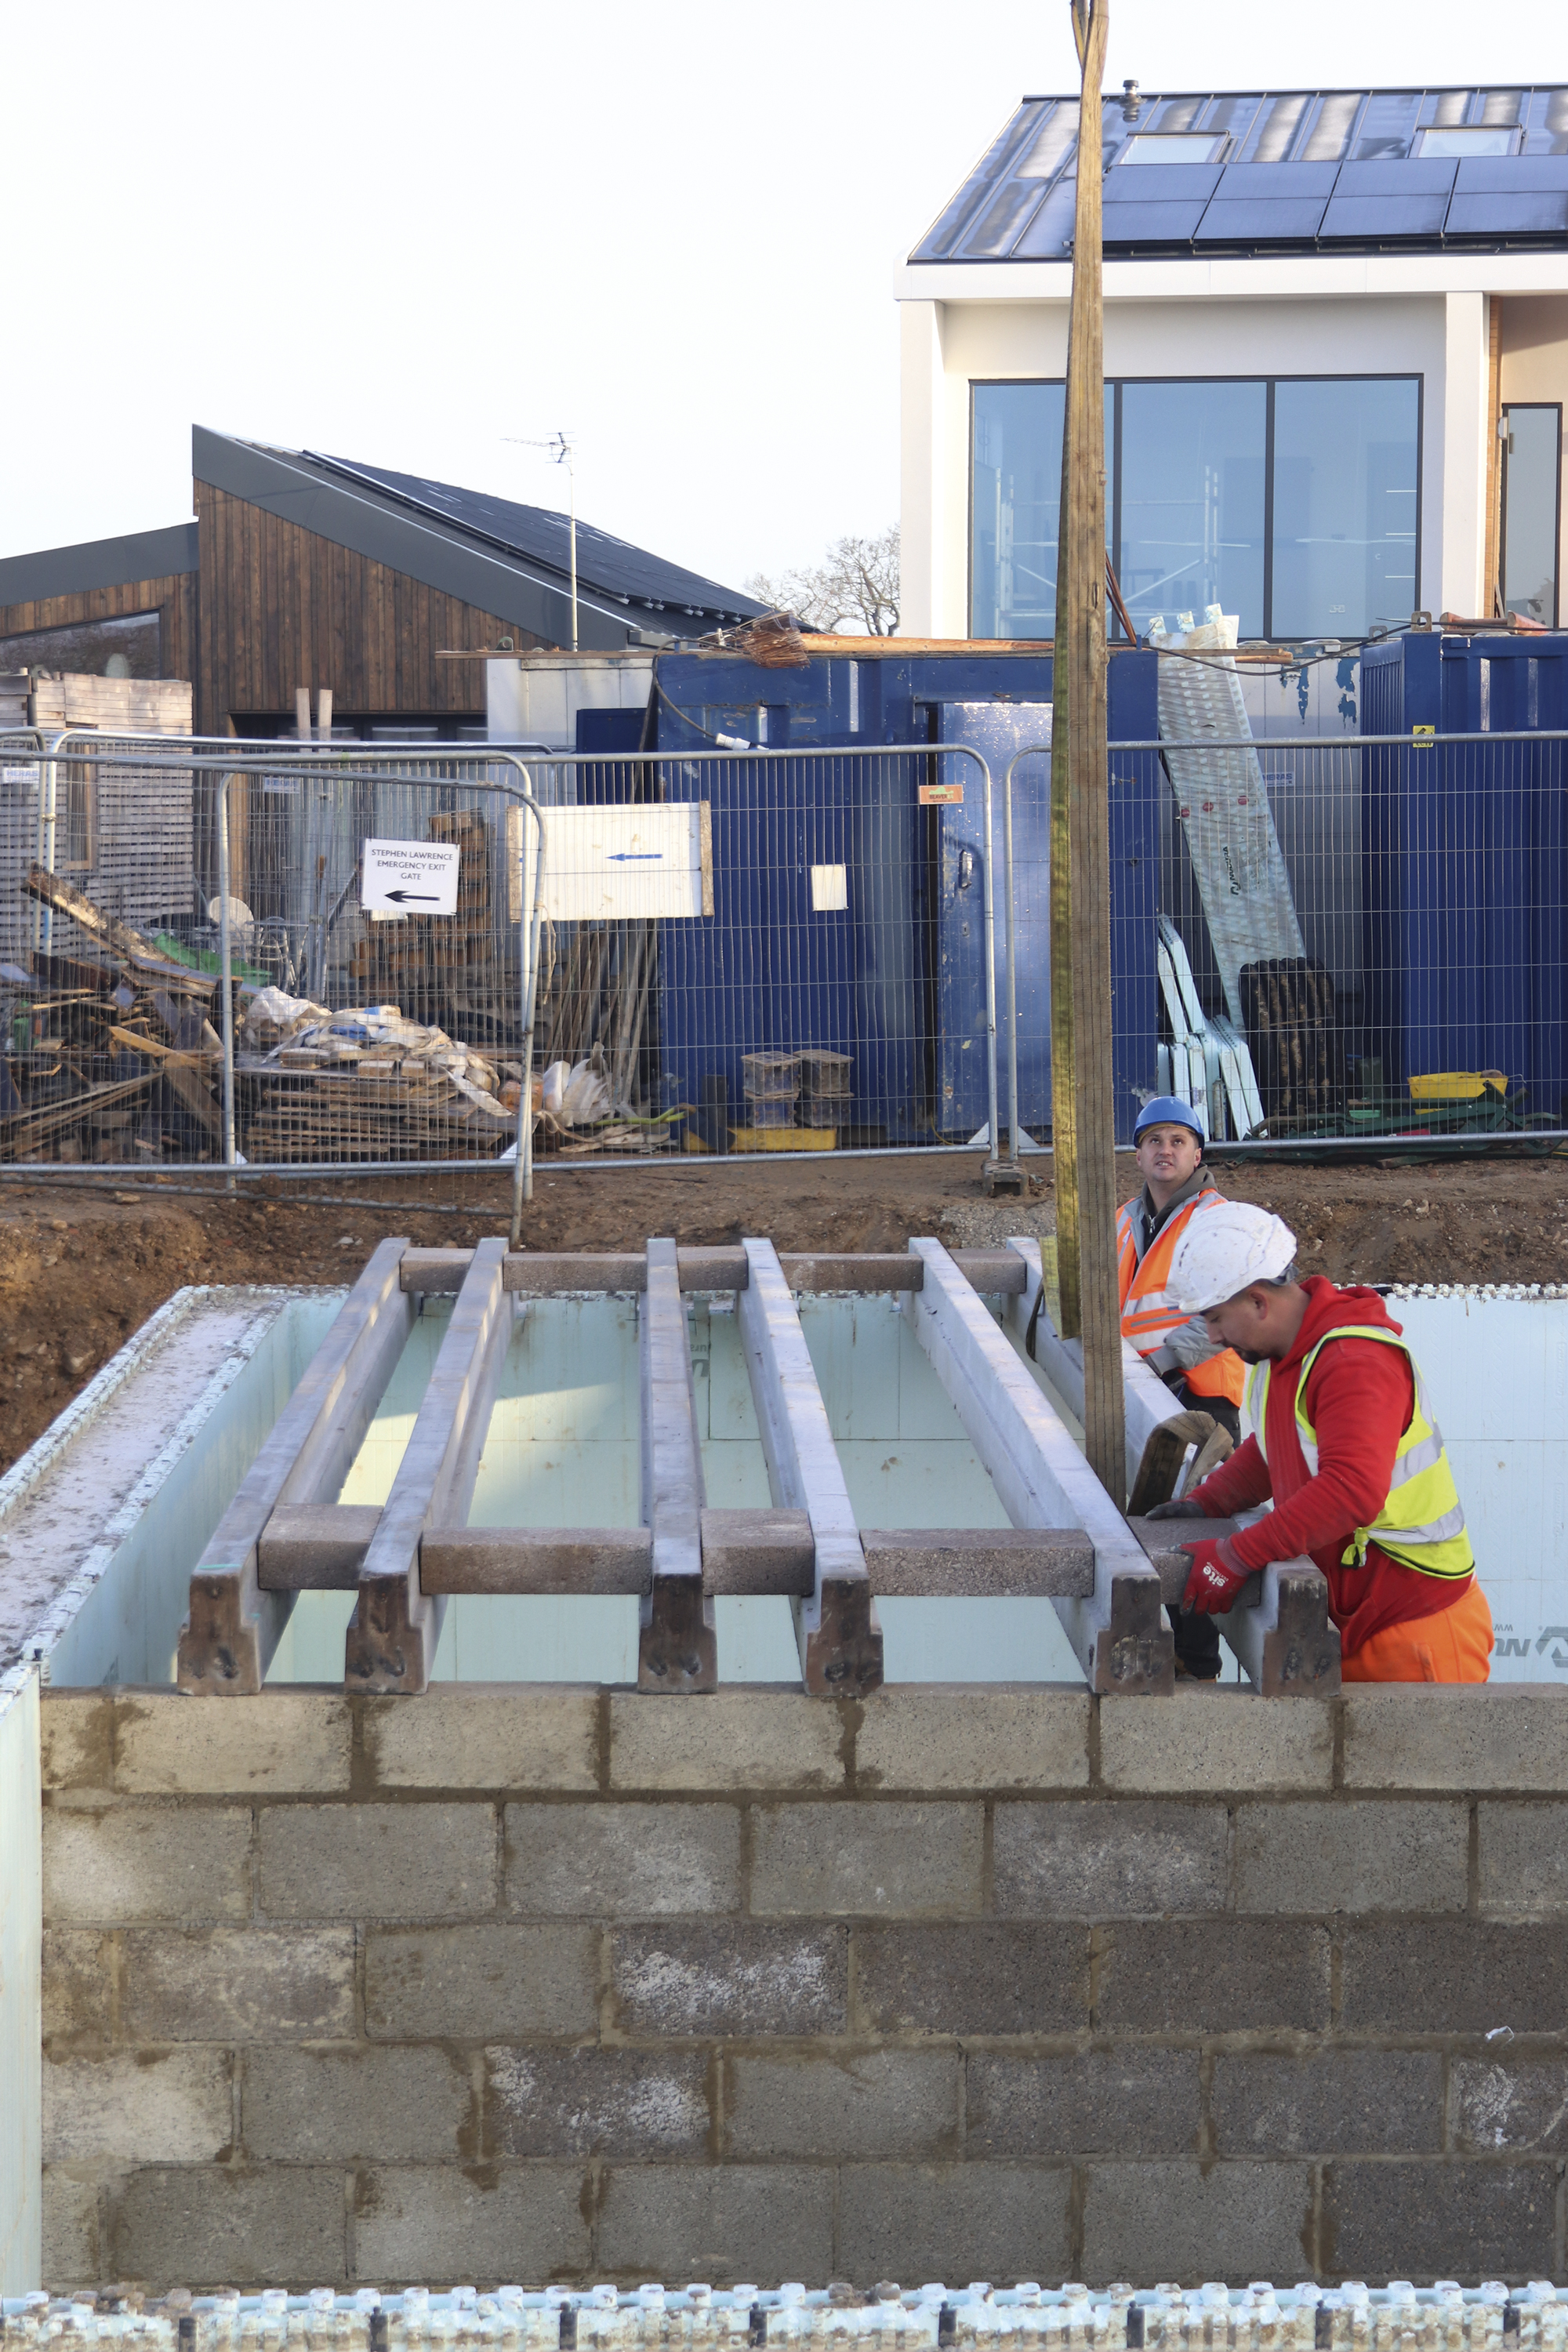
[35,1682,1568,2292]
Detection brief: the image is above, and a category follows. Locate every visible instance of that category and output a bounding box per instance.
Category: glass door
[1501,404,1563,626]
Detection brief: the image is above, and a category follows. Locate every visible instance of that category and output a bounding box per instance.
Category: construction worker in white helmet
[1118,1095,1247,1681]
[1145,1201,1493,1682]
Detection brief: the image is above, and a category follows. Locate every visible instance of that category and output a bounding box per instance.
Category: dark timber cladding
[192,479,547,735]
[0,524,198,684]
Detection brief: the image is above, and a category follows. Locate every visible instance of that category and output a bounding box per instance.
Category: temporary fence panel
[0,733,194,968]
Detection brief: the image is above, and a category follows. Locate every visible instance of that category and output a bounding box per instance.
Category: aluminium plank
[637,1236,717,1690]
[176,1236,415,1693]
[344,1236,513,1695]
[736,1237,883,1697]
[907,1237,1171,1695]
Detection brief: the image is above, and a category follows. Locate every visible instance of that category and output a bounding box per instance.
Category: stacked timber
[241,1060,517,1163]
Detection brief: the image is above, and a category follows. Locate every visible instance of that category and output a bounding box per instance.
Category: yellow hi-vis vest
[1244,1323,1474,1581]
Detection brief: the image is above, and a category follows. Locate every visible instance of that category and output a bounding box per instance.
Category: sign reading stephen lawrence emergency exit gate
[361,838,462,916]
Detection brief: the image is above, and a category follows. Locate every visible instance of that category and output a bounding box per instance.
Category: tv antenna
[507,431,577,651]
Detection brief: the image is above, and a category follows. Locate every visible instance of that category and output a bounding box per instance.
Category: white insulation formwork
[2,2285,1564,2352]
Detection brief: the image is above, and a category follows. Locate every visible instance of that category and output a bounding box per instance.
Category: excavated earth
[0,1149,1564,1476]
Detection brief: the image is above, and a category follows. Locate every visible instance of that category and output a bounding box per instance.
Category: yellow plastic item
[1407,1069,1508,1101]
[729,1126,837,1152]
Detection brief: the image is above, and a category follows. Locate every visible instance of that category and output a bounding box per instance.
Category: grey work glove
[1143,1496,1207,1520]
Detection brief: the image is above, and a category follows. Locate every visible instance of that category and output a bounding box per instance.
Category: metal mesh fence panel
[0,737,1003,1182]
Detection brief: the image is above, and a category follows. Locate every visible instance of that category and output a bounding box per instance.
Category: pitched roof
[0,523,199,609]
[914,86,1568,263]
[193,427,760,650]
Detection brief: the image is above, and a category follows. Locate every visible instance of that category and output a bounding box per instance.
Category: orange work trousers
[1341,1576,1494,1683]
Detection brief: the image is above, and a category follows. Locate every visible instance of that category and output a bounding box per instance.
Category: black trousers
[1163,1376,1242,1679]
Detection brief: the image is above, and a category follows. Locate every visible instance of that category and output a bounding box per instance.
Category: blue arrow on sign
[608,852,662,862]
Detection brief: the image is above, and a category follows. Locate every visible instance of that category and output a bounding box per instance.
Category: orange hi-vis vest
[1116,1189,1246,1406]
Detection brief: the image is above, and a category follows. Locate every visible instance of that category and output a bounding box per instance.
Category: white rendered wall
[902,288,1462,640]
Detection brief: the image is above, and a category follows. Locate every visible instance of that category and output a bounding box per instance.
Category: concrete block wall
[37,1683,1568,2294]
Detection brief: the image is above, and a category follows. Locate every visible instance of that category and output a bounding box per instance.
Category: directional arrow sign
[361,838,461,918]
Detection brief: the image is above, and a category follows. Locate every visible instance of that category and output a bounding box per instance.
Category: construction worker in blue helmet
[1119,1094,1247,1680]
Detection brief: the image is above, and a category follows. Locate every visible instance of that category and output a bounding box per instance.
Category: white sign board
[513,802,713,925]
[361,837,461,916]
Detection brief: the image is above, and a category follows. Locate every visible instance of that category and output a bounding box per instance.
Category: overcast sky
[4,0,1563,599]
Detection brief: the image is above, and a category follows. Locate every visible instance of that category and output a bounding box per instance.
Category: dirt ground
[1,1147,1564,1476]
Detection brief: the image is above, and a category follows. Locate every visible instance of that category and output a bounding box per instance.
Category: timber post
[1048,0,1126,1501]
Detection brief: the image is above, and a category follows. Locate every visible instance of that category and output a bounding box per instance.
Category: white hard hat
[1168,1201,1298,1313]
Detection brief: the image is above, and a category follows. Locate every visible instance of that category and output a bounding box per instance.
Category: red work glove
[1181,1534,1250,1614]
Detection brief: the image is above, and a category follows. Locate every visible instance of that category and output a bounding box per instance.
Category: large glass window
[1271,378,1420,636]
[1118,380,1267,638]
[970,376,1421,641]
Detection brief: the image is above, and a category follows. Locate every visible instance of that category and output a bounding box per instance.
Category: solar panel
[912,89,1568,262]
[1319,156,1457,240]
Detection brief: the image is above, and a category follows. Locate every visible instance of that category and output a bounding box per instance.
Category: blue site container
[1361,630,1568,1119]
[648,647,1160,1142]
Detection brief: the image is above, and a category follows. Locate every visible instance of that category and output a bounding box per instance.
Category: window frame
[967,369,1425,643]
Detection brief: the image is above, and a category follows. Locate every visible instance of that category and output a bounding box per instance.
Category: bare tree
[747,524,899,637]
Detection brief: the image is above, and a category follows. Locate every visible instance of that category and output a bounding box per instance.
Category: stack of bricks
[38,1682,1568,2294]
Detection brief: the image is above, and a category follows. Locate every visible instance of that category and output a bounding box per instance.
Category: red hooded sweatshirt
[1185,1276,1472,1659]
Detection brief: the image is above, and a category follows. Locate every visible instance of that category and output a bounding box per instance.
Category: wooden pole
[1048,0,1126,1501]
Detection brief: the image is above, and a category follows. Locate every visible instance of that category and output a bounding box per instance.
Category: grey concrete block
[1098,1919,1332,2032]
[1477,1801,1568,1914]
[1233,1800,1468,1915]
[119,1928,356,2043]
[114,1690,352,1796]
[1453,2059,1568,2153]
[855,1689,1091,1793]
[1083,2159,1312,2285]
[611,1923,848,2038]
[726,2050,960,2160]
[45,2049,234,2164]
[1210,2051,1444,2157]
[107,2163,348,2287]
[40,1693,112,1798]
[967,2050,1202,2157]
[42,1930,113,2049]
[596,2162,834,2281]
[1322,2158,1557,2282]
[506,1802,741,1918]
[1098,1684,1334,1795]
[353,2164,588,2285]
[258,1802,497,1920]
[242,2045,474,2161]
[486,2046,710,2158]
[365,1923,599,2042]
[42,2169,100,2289]
[1339,1922,1568,2034]
[364,1687,598,1794]
[993,1801,1227,1918]
[851,1924,1088,2037]
[1343,1686,1568,1793]
[43,1805,252,1926]
[750,1802,983,1917]
[609,1690,846,1792]
[837,2161,1071,2285]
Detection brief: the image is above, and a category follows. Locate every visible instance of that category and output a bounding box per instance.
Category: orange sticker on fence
[918,781,964,804]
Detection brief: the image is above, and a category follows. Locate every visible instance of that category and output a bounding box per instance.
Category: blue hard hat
[1133,1094,1205,1143]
